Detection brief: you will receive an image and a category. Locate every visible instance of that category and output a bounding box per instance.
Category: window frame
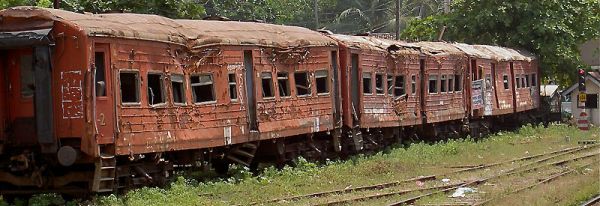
[260,72,275,99]
[170,74,187,106]
[503,74,510,90]
[191,73,217,104]
[428,74,438,94]
[146,72,167,107]
[448,75,454,93]
[119,70,141,106]
[531,73,537,87]
[363,72,373,95]
[394,75,405,97]
[440,75,447,93]
[228,73,238,102]
[294,71,311,97]
[454,74,463,92]
[277,72,291,98]
[315,70,330,95]
[375,73,385,95]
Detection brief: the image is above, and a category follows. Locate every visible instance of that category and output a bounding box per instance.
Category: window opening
[191,74,215,103]
[454,75,462,91]
[440,75,447,93]
[228,73,237,100]
[20,55,34,98]
[363,72,372,94]
[525,74,530,87]
[261,72,274,98]
[531,73,537,87]
[521,75,526,88]
[120,72,140,103]
[94,52,107,96]
[503,75,509,90]
[277,72,290,97]
[429,75,438,94]
[147,73,165,105]
[295,72,310,96]
[315,70,329,94]
[394,75,405,96]
[171,74,185,104]
[375,73,384,94]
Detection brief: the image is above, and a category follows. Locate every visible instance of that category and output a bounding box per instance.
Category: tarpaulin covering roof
[0,6,337,48]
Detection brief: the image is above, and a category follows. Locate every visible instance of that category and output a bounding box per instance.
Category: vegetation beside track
[8,124,600,206]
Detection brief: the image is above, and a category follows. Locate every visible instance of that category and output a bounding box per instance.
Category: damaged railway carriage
[456,44,539,135]
[329,34,422,151]
[0,7,341,194]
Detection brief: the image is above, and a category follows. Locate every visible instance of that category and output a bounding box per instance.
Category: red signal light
[579,69,585,75]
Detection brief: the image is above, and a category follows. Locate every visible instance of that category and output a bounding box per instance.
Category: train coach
[0,6,343,194]
[0,7,540,195]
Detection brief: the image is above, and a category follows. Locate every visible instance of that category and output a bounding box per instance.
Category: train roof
[328,34,420,55]
[0,7,337,49]
[472,45,536,62]
[412,41,465,56]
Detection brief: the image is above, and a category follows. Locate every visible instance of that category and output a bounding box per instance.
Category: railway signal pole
[577,68,589,131]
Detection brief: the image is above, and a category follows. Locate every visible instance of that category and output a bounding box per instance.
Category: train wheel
[212,159,230,175]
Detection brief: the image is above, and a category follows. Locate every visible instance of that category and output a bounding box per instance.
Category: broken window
[94,52,107,97]
[375,73,384,94]
[394,75,405,96]
[516,76,521,88]
[120,72,140,104]
[261,72,274,98]
[411,75,416,94]
[171,74,185,104]
[228,73,237,101]
[20,55,34,98]
[316,70,329,94]
[440,75,447,93]
[503,75,509,90]
[191,74,215,103]
[531,73,537,87]
[277,72,290,97]
[448,75,454,92]
[295,72,310,96]
[387,75,394,96]
[147,73,165,106]
[521,75,526,88]
[429,75,438,94]
[525,74,530,87]
[363,72,372,94]
[454,75,462,91]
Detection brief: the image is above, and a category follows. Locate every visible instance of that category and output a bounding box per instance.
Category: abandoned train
[0,7,539,194]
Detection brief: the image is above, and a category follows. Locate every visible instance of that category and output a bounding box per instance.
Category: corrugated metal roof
[0,7,337,48]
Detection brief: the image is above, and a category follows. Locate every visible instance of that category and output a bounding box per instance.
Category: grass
[11,124,600,206]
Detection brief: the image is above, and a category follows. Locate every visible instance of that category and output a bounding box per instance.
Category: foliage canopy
[402,0,600,85]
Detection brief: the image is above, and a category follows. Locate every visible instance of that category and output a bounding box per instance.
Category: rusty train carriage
[0,6,541,195]
[413,42,468,137]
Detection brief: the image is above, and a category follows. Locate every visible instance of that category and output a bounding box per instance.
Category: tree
[402,0,600,85]
[0,0,52,9]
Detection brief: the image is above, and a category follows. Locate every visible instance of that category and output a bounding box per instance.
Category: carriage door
[350,54,360,123]
[6,49,36,145]
[94,44,115,144]
[244,50,258,131]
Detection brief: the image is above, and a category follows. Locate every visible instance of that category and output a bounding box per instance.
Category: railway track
[581,195,600,206]
[255,144,599,205]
